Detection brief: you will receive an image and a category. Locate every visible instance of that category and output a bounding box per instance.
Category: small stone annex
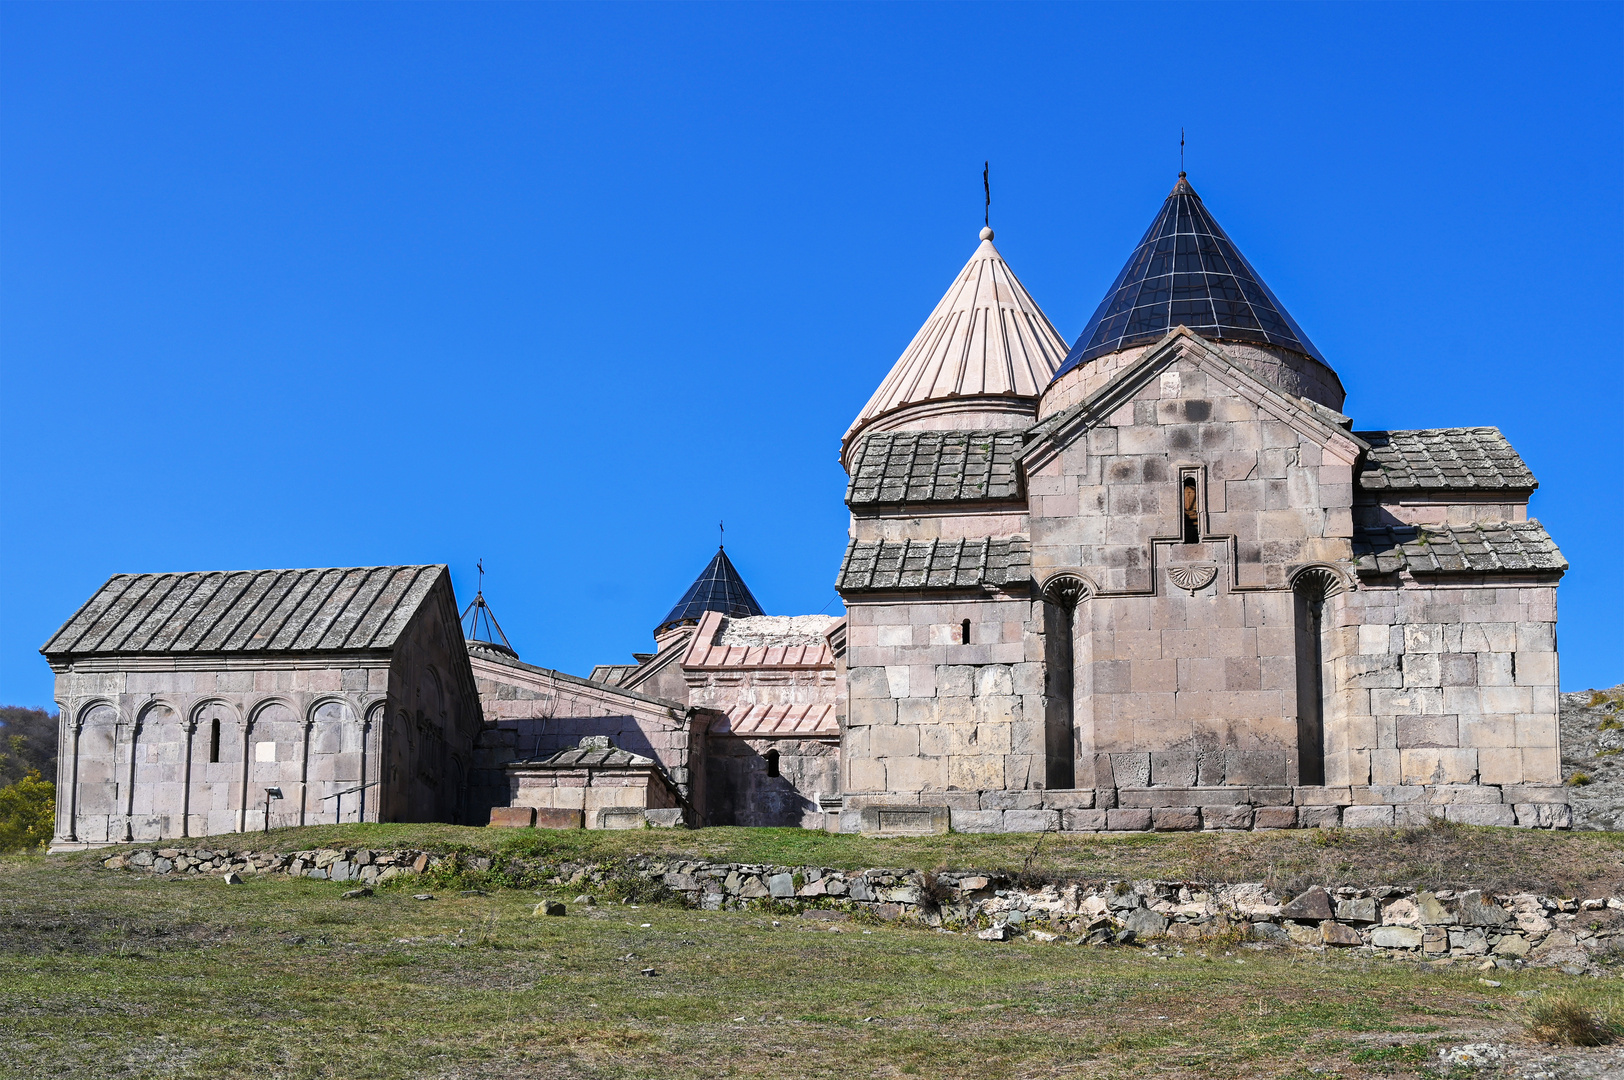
[43,173,1570,847]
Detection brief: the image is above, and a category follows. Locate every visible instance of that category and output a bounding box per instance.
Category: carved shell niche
[1166,564,1218,594]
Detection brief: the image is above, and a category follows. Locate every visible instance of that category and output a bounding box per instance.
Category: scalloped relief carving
[1166,564,1218,595]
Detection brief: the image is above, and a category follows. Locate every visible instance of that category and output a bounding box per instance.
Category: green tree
[0,771,55,853]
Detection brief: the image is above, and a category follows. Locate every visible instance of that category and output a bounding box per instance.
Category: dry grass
[3,844,1623,1079]
[1527,995,1621,1047]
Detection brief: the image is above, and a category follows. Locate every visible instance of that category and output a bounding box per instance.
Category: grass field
[3,828,1624,1078]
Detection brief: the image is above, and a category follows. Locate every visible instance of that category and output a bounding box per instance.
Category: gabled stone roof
[1352,522,1566,577]
[42,565,446,657]
[846,430,1024,506]
[836,537,1030,592]
[524,736,656,769]
[1356,427,1536,493]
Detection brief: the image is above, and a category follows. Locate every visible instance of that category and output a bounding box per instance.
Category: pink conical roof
[846,228,1067,442]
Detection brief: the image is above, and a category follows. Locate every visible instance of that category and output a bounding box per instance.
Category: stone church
[43,173,1570,846]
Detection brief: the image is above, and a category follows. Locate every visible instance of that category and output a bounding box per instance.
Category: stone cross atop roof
[1057,173,1325,377]
[846,227,1068,445]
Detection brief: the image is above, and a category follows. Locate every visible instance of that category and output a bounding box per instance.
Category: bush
[1527,995,1619,1046]
[1567,771,1594,787]
[0,770,55,853]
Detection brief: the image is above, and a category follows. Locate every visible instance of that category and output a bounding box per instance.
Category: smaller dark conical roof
[657,548,765,633]
[461,588,517,659]
[1055,173,1323,379]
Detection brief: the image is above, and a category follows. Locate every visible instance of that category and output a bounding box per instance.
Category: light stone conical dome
[843,228,1067,458]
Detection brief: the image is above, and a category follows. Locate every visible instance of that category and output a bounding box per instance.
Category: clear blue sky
[2,3,1619,708]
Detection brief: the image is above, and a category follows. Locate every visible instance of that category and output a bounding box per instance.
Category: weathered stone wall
[702,737,837,827]
[842,595,1047,800]
[1026,342,1360,794]
[1328,582,1562,803]
[382,576,485,824]
[51,660,391,845]
[467,650,704,821]
[101,847,1618,974]
[1038,341,1346,419]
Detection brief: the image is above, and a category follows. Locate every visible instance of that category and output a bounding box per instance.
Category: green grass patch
[2,849,1620,1078]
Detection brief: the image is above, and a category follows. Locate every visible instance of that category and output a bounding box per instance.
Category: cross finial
[476,558,485,597]
[719,520,724,549]
[1180,128,1185,175]
[983,161,990,227]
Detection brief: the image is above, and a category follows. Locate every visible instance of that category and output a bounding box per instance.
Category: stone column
[357,714,371,824]
[180,717,198,838]
[298,718,313,826]
[236,717,253,833]
[123,711,144,843]
[63,711,83,843]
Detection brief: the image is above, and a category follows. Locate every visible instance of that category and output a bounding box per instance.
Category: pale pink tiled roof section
[680,611,839,670]
[844,229,1067,441]
[710,702,839,737]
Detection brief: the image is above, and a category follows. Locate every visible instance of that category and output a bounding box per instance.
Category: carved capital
[1291,565,1347,600]
[1042,573,1090,608]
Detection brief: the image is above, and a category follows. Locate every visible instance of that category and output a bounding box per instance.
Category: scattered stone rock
[537,901,566,917]
[639,968,659,977]
[412,894,435,901]
[977,924,1013,941]
[1437,1044,1505,1068]
[341,887,373,900]
[222,872,244,885]
[1124,907,1167,938]
[1321,921,1362,947]
[574,895,596,906]
[1280,886,1333,922]
[1370,926,1423,950]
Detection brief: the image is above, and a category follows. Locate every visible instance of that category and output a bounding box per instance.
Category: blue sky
[1,2,1619,707]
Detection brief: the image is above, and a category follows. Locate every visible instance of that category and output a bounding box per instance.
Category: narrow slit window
[208,718,221,764]
[960,619,971,645]
[764,749,780,778]
[1181,476,1200,544]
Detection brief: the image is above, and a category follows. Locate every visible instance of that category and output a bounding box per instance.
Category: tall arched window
[208,718,221,764]
[1293,571,1339,786]
[960,619,971,645]
[764,749,780,778]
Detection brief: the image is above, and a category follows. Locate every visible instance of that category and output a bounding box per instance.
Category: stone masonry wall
[1330,582,1562,802]
[101,847,1617,974]
[842,595,1048,800]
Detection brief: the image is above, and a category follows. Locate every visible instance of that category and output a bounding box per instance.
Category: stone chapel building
[44,172,1570,845]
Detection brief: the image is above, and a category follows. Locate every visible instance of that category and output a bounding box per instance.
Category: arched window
[1293,570,1339,787]
[208,718,221,764]
[764,749,780,778]
[960,619,971,645]
[1181,476,1200,544]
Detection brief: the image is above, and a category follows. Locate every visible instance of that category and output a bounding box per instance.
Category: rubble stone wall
[102,847,1617,973]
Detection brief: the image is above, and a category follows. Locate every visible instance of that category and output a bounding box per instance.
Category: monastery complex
[41,174,1572,847]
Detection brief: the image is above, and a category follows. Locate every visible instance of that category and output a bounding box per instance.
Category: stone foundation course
[101,846,1621,974]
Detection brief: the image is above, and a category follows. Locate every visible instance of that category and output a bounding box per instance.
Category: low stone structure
[43,565,481,848]
[101,845,1620,973]
[501,736,683,829]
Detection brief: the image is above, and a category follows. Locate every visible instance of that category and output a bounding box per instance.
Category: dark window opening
[764,749,780,778]
[1293,588,1326,786]
[960,619,971,645]
[208,718,220,764]
[1181,476,1200,544]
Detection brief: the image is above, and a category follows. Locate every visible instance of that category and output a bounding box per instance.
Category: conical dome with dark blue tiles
[656,547,765,634]
[1055,174,1324,379]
